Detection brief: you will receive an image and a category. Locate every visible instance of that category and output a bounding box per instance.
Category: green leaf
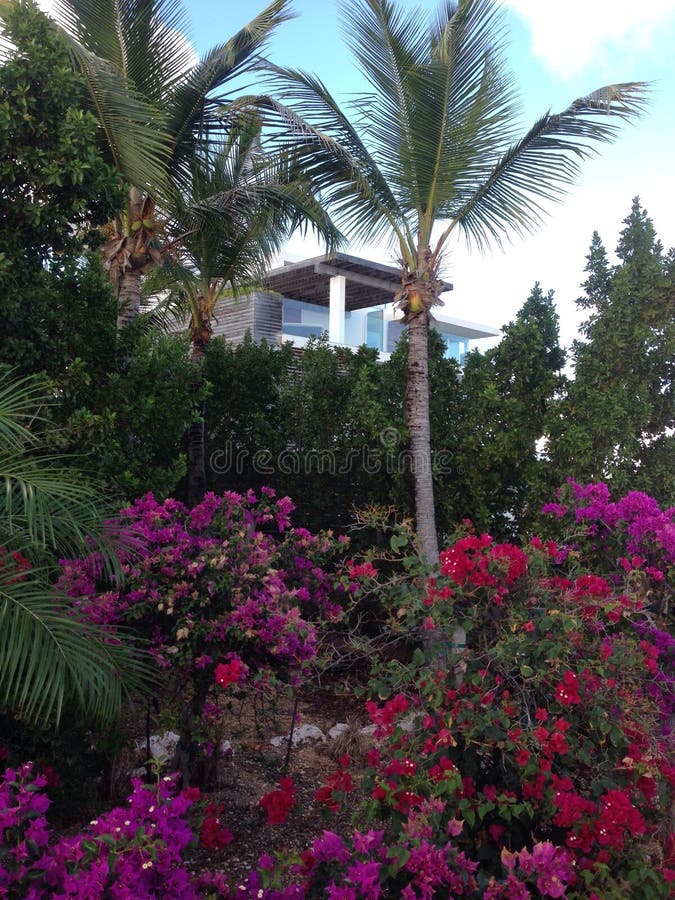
[390,533,408,552]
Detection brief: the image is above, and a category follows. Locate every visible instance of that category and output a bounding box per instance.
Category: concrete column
[328,274,346,344]
[381,317,389,353]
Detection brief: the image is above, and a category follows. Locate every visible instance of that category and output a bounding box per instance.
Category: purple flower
[312,831,351,864]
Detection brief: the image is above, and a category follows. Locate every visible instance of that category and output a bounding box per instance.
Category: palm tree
[260,0,648,566]
[154,113,341,505]
[38,0,295,327]
[0,371,153,726]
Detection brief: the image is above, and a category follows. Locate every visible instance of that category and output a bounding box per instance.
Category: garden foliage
[2,482,672,897]
[0,0,123,373]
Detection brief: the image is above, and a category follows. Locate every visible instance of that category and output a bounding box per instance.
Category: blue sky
[39,0,675,347]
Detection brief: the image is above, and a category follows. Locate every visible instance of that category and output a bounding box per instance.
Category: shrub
[0,762,200,898]
[57,488,353,781]
[240,485,673,898]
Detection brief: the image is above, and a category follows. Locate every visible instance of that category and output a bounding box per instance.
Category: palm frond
[0,567,153,727]
[341,0,520,246]
[448,82,650,251]
[57,36,172,195]
[0,371,50,451]
[419,0,517,237]
[253,70,414,258]
[342,0,428,210]
[1,452,108,552]
[165,0,294,186]
[55,0,194,100]
[164,116,343,302]
[0,372,132,576]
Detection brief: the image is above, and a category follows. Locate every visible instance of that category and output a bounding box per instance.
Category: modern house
[209,252,499,363]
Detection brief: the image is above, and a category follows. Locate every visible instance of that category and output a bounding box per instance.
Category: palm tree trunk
[115,187,144,330]
[187,322,210,507]
[405,310,439,567]
[187,416,206,508]
[116,268,142,330]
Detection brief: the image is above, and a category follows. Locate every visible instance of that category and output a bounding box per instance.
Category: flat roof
[432,312,501,340]
[264,252,453,312]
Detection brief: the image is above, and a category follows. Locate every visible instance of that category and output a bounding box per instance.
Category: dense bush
[202,292,564,542]
[234,483,673,898]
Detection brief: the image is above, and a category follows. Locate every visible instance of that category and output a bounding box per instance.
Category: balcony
[272,254,498,363]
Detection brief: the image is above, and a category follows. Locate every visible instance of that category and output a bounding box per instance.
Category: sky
[36,0,675,350]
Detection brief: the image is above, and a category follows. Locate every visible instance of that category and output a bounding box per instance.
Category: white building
[211,253,499,362]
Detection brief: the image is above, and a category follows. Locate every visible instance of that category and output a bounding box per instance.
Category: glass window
[386,320,405,353]
[344,311,365,347]
[282,298,329,339]
[438,332,468,364]
[366,309,384,350]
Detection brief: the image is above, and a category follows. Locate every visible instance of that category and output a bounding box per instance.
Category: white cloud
[504,0,675,77]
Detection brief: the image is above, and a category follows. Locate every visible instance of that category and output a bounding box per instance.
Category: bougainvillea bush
[0,761,240,898]
[541,479,674,612]
[57,488,352,779]
[235,483,673,898]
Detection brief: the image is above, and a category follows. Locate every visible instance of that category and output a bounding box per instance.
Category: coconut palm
[260,0,649,565]
[31,0,295,327]
[0,371,153,726]
[154,113,341,504]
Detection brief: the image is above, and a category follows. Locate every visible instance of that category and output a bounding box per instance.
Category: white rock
[270,724,326,747]
[136,731,180,763]
[328,723,350,740]
[359,724,377,737]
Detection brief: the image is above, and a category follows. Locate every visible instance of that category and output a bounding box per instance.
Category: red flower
[555,671,581,706]
[488,824,505,842]
[40,765,61,789]
[0,548,32,583]
[546,731,569,756]
[347,561,378,579]
[259,777,295,825]
[215,656,245,688]
[200,803,233,849]
[315,759,355,811]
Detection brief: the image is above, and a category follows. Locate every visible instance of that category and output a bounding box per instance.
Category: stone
[270,723,326,747]
[328,723,350,740]
[137,731,180,763]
